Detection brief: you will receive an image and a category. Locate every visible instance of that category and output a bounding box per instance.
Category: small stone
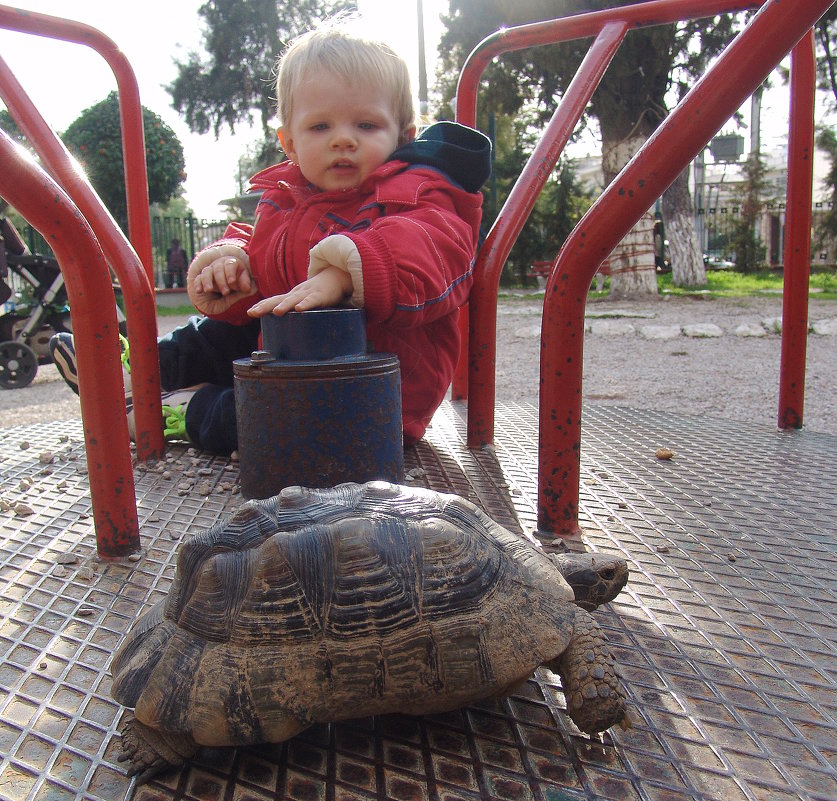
[57,480,68,490]
[177,481,193,492]
[39,661,48,669]
[682,323,723,338]
[734,323,767,338]
[14,503,34,517]
[77,567,95,581]
[0,498,10,512]
[155,463,167,473]
[639,324,681,340]
[655,447,675,460]
[183,469,196,478]
[19,478,32,491]
[56,553,79,565]
[812,318,837,336]
[656,545,670,553]
[198,467,213,476]
[128,553,142,562]
[77,606,96,617]
[19,440,30,450]
[728,553,737,562]
[586,320,636,336]
[230,451,240,462]
[39,451,55,464]
[53,566,67,578]
[162,471,173,480]
[197,480,212,496]
[406,467,426,479]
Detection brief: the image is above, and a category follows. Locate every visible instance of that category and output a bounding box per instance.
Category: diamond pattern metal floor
[1,402,835,801]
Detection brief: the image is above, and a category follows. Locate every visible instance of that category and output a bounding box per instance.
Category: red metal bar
[778,33,816,429]
[464,22,628,446]
[0,52,165,460]
[451,0,759,401]
[0,130,140,558]
[537,0,830,534]
[0,4,153,285]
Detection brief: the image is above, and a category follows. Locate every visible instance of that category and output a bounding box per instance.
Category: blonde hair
[276,21,415,143]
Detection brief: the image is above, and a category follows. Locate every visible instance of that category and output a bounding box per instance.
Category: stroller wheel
[0,340,38,389]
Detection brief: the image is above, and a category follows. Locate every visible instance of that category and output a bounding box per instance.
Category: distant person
[50,20,491,455]
[164,238,187,288]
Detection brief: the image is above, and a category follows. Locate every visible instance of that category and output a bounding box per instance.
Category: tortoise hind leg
[545,608,632,734]
[118,717,199,785]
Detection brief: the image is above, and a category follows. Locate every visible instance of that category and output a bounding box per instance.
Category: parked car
[703,254,735,270]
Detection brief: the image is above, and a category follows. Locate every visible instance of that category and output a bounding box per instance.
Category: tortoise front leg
[118,717,199,785]
[545,608,633,734]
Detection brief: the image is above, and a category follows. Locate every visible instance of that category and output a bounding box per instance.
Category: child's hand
[187,245,258,316]
[247,266,353,317]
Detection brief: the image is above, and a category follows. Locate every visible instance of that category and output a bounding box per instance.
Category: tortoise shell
[111,481,629,767]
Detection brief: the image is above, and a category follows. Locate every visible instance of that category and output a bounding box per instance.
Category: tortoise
[111,481,632,784]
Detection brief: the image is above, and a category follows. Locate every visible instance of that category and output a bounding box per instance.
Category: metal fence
[16,215,230,289]
[697,200,835,266]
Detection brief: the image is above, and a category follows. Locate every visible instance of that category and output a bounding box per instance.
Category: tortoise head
[550,552,628,611]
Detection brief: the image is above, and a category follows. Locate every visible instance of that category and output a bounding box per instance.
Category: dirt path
[1,294,835,435]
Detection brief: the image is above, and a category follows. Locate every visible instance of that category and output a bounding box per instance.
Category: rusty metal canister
[234,308,404,499]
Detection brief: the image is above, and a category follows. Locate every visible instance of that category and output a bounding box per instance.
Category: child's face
[280,69,411,192]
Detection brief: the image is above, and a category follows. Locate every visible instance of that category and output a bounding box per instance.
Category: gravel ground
[1,294,835,435]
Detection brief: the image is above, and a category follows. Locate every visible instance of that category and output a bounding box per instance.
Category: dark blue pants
[158,316,260,455]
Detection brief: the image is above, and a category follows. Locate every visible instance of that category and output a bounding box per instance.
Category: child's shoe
[49,332,132,396]
[126,386,205,443]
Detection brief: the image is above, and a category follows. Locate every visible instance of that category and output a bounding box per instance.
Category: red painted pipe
[465,21,628,447]
[778,34,816,429]
[0,130,140,558]
[0,4,153,285]
[0,52,165,460]
[451,0,759,402]
[538,0,831,533]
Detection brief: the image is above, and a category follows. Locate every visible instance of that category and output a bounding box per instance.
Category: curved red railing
[455,0,825,533]
[0,50,165,461]
[0,130,140,558]
[451,0,759,404]
[0,4,153,281]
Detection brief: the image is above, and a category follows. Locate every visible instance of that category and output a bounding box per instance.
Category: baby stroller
[0,216,126,389]
[0,216,72,388]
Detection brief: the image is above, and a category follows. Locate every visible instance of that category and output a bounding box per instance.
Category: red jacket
[207,155,484,445]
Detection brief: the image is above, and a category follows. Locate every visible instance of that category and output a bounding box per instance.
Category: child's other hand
[187,245,257,315]
[247,266,353,317]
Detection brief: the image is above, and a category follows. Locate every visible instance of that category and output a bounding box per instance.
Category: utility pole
[417,0,428,117]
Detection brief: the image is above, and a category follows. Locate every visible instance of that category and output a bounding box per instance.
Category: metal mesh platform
[1,402,835,801]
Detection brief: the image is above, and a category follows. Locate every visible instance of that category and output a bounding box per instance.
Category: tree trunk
[602,135,658,300]
[663,167,706,287]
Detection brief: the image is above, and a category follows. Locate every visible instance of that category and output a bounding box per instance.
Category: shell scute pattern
[111,482,631,785]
